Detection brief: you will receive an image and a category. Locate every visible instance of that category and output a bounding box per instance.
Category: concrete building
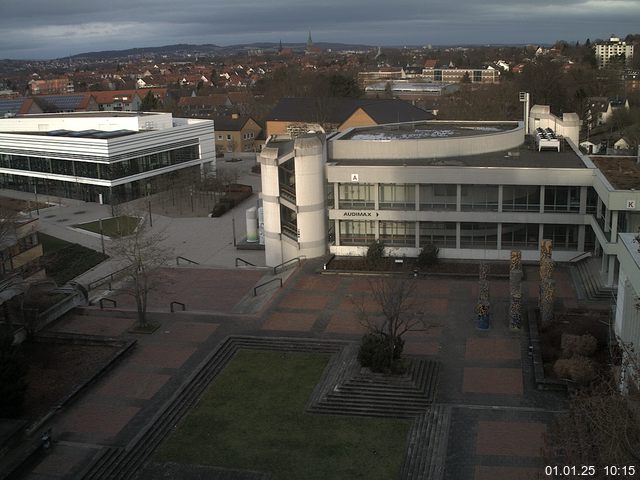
[595,36,634,69]
[258,104,639,301]
[0,112,215,204]
[0,217,44,281]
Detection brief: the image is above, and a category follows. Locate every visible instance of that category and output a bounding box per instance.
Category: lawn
[39,233,108,284]
[74,215,140,237]
[155,350,411,479]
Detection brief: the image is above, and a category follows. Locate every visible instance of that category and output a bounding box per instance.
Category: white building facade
[595,36,635,69]
[0,112,215,204]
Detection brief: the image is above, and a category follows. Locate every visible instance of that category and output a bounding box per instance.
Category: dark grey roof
[266,97,433,125]
[213,115,255,131]
[34,95,87,111]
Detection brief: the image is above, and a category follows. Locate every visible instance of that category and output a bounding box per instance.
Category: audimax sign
[343,211,379,217]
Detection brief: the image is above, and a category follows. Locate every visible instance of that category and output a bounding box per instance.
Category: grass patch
[39,233,108,285]
[156,350,410,479]
[74,216,140,237]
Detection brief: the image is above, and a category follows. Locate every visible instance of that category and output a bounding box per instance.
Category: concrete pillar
[456,222,461,249]
[607,255,616,287]
[540,185,545,213]
[456,184,462,212]
[374,183,379,210]
[414,183,419,211]
[498,185,503,213]
[579,186,587,215]
[415,221,420,248]
[333,182,339,209]
[497,223,503,250]
[538,224,545,249]
[259,144,284,267]
[578,225,585,252]
[605,208,611,233]
[601,252,608,275]
[335,219,341,246]
[597,197,602,219]
[611,211,619,240]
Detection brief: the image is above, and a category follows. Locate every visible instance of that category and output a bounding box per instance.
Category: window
[502,185,540,212]
[544,186,580,213]
[338,183,375,209]
[339,220,375,245]
[379,184,415,210]
[379,221,415,246]
[543,224,579,250]
[461,185,498,211]
[419,222,456,248]
[460,223,498,249]
[226,134,232,140]
[217,135,223,140]
[420,184,456,210]
[501,223,538,249]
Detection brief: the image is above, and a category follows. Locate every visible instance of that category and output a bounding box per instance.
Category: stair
[572,258,616,301]
[400,405,451,480]
[308,353,441,418]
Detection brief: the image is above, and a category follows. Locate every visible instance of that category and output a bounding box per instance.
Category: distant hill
[66,42,375,60]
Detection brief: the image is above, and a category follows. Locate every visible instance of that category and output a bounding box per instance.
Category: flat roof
[0,129,139,139]
[341,122,515,140]
[591,156,640,190]
[330,138,587,169]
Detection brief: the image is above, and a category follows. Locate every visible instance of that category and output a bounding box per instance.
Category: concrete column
[607,255,616,287]
[611,211,619,240]
[578,225,585,252]
[456,222,461,249]
[601,252,608,275]
[415,183,419,211]
[333,182,339,209]
[498,185,503,213]
[579,186,587,215]
[456,184,462,212]
[597,197,602,219]
[497,223,503,250]
[538,224,545,249]
[539,185,545,213]
[375,220,379,240]
[374,183,379,210]
[335,219,340,246]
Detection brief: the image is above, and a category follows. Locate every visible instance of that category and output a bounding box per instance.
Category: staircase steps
[573,259,615,301]
[400,405,451,480]
[308,358,440,418]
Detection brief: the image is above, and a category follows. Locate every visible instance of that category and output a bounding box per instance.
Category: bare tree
[354,277,430,372]
[108,220,173,328]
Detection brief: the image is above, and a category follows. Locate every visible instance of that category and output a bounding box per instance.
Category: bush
[417,244,439,268]
[561,333,598,358]
[358,333,405,373]
[365,240,385,268]
[553,356,597,385]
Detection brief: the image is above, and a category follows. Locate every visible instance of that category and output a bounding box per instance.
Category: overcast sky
[1,0,639,60]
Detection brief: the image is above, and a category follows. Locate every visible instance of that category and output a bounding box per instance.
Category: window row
[336,183,587,213]
[0,146,199,181]
[337,220,581,250]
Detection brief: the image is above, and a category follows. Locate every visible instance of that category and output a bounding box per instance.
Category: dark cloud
[1,0,638,59]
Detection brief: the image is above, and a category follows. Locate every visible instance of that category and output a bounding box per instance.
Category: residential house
[265,97,434,137]
[213,114,263,154]
[28,78,74,95]
[0,218,44,281]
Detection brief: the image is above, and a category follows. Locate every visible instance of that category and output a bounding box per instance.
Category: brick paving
[261,311,319,332]
[23,261,585,479]
[475,421,546,457]
[462,367,524,395]
[474,466,542,480]
[465,338,521,361]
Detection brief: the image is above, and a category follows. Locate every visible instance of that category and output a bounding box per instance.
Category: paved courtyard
[18,258,582,479]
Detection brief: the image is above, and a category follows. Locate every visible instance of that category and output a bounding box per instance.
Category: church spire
[307,30,313,49]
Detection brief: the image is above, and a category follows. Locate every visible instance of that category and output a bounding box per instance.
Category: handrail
[568,251,592,263]
[254,277,282,296]
[88,265,132,291]
[176,256,199,266]
[272,256,304,275]
[170,301,186,312]
[235,257,256,267]
[99,298,117,309]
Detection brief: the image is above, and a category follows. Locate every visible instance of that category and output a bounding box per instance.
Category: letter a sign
[351,173,359,182]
